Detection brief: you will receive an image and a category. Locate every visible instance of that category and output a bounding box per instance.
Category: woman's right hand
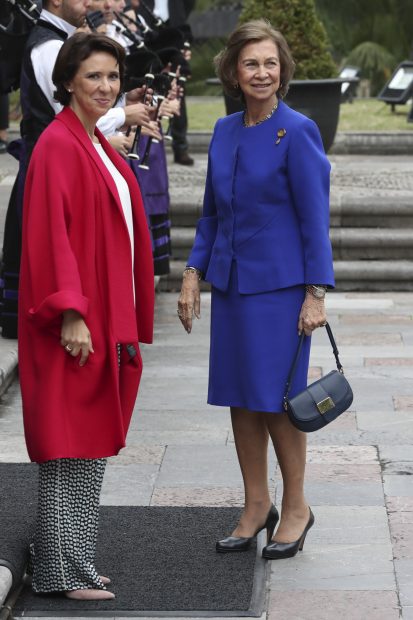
[61,309,94,366]
[177,271,201,334]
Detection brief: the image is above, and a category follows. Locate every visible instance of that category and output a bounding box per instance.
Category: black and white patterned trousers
[30,458,107,593]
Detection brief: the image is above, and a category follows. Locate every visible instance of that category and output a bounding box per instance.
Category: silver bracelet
[183,266,202,280]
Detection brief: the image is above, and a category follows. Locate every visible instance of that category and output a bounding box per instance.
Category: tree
[239,0,337,79]
[315,0,413,63]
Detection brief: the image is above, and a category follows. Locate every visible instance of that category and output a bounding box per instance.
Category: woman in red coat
[18,33,154,600]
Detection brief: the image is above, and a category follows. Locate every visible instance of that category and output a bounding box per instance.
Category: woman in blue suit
[178,19,334,560]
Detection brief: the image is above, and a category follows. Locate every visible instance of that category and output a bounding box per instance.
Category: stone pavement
[1,291,413,619]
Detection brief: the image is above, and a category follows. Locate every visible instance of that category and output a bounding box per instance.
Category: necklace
[243,100,279,128]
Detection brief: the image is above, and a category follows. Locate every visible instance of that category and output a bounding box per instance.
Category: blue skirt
[208,263,311,413]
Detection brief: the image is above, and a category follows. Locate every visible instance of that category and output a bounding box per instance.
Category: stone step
[159,259,413,292]
[184,130,413,156]
[170,227,413,261]
[169,192,413,229]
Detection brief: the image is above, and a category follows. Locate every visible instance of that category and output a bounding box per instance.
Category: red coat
[18,107,154,463]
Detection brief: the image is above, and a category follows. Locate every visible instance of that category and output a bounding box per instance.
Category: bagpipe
[86,8,191,92]
[0,0,40,94]
[87,6,192,169]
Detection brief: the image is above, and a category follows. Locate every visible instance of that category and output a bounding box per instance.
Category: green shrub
[186,38,226,95]
[346,41,396,96]
[239,0,337,79]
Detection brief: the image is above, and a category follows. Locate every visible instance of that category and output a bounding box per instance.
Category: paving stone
[270,543,395,591]
[0,434,30,462]
[387,496,413,520]
[308,366,322,379]
[384,476,413,497]
[312,411,357,431]
[136,382,213,411]
[384,463,413,475]
[325,298,394,310]
[357,410,413,434]
[362,367,413,380]
[126,429,228,445]
[381,446,413,462]
[402,607,413,620]
[100,464,158,506]
[278,480,384,506]
[306,445,378,464]
[156,444,276,487]
[394,396,413,411]
[351,379,395,410]
[399,332,413,347]
[304,506,390,545]
[268,590,400,620]
[108,445,165,466]
[389,520,413,559]
[366,357,413,366]
[304,463,382,482]
[394,558,413,606]
[341,313,413,324]
[128,409,229,432]
[337,332,402,345]
[306,430,367,446]
[151,486,247,507]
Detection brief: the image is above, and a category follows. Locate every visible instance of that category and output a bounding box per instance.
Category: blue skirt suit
[187,101,335,413]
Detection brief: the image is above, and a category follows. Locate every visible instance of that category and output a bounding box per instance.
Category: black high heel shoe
[262,507,314,560]
[216,504,279,553]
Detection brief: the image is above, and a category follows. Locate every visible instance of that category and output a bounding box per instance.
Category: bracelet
[306,284,327,300]
[183,266,202,280]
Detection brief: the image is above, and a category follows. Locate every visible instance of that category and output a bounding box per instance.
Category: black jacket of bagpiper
[20,19,68,157]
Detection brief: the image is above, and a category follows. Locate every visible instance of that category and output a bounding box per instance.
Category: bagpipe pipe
[0,0,40,94]
[130,71,175,169]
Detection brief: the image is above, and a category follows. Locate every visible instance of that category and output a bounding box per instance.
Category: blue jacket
[188,101,335,294]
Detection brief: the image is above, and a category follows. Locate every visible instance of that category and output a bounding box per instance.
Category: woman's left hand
[61,309,94,366]
[298,293,327,337]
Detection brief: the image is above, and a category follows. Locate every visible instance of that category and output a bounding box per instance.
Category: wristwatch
[306,284,327,299]
[183,266,202,280]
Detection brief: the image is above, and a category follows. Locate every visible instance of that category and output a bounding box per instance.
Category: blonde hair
[214,19,295,100]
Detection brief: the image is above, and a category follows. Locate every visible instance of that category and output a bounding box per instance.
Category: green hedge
[240,0,337,79]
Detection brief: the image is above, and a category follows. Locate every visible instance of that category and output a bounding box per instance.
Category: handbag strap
[282,322,344,410]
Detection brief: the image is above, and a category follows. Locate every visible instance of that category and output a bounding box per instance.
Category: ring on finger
[65,344,73,352]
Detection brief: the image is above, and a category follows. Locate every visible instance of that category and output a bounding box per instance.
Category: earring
[67,88,73,93]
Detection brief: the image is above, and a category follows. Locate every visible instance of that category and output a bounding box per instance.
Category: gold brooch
[275,128,287,145]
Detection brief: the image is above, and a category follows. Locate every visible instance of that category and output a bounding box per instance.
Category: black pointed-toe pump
[262,507,315,560]
[216,504,279,553]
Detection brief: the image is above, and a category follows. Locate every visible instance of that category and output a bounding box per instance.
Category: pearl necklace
[243,100,279,128]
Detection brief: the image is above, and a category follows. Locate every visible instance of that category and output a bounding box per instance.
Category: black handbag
[283,322,353,432]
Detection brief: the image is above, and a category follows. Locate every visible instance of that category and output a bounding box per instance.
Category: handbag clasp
[317,396,335,414]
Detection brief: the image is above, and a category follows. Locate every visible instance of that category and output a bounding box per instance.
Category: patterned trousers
[30,458,107,593]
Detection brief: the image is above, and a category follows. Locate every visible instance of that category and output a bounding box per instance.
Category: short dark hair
[215,19,295,100]
[52,32,126,106]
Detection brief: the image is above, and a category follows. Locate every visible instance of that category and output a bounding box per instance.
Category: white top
[93,143,135,298]
[31,9,76,115]
[31,9,126,135]
[154,0,169,21]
